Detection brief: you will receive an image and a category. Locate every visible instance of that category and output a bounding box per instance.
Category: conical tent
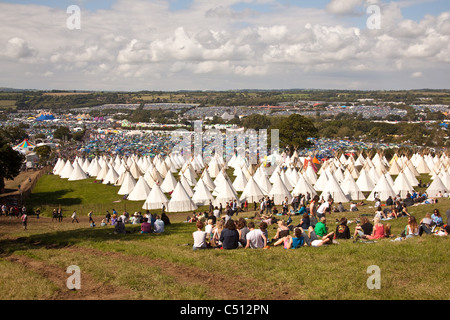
[88,159,102,177]
[200,169,215,191]
[403,166,419,187]
[142,183,169,210]
[393,172,413,198]
[280,170,294,191]
[127,176,151,201]
[240,176,265,203]
[103,165,120,185]
[95,163,109,181]
[59,160,74,179]
[388,160,402,175]
[269,173,292,205]
[254,172,272,195]
[192,178,215,206]
[118,171,137,195]
[320,174,350,203]
[426,176,447,197]
[291,173,317,198]
[68,161,87,181]
[214,178,239,207]
[128,161,143,179]
[356,169,375,192]
[232,168,248,192]
[183,165,197,186]
[367,174,397,201]
[160,171,178,193]
[167,182,197,212]
[314,170,330,191]
[340,174,365,201]
[416,157,431,174]
[179,174,194,198]
[53,159,65,175]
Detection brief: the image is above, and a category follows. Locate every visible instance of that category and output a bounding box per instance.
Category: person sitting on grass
[314,217,328,238]
[353,216,374,240]
[114,217,126,234]
[245,221,267,249]
[211,220,224,248]
[140,218,152,234]
[405,216,419,238]
[192,220,211,250]
[236,218,250,247]
[271,219,290,242]
[392,216,419,241]
[301,226,335,247]
[362,217,385,240]
[419,213,434,236]
[273,227,304,249]
[335,217,351,240]
[434,224,450,236]
[219,219,240,250]
[153,215,165,233]
[431,209,444,227]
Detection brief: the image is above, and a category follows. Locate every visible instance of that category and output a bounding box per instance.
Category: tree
[0,126,29,144]
[34,145,52,165]
[53,126,72,142]
[241,114,271,130]
[270,114,318,153]
[0,135,25,193]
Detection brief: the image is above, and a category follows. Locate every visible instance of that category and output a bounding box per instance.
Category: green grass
[1,172,447,300]
[25,174,210,217]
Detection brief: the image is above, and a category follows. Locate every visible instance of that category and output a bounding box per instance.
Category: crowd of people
[188,192,450,250]
[2,188,449,250]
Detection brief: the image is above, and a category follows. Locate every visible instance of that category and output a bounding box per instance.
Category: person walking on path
[71,211,79,223]
[21,212,28,230]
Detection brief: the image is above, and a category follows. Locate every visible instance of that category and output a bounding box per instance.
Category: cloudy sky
[0,0,449,91]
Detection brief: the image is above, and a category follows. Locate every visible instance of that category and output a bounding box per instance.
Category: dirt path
[1,237,299,300]
[65,246,294,300]
[2,253,136,300]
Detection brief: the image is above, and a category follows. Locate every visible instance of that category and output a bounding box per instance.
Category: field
[0,173,449,301]
[0,100,16,109]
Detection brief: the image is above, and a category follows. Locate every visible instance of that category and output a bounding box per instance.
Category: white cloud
[0,0,448,90]
[326,0,364,15]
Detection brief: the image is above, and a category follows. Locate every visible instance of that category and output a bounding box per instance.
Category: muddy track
[3,254,135,300]
[65,246,297,300]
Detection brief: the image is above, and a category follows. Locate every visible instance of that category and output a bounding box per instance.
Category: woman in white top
[406,216,419,238]
[193,220,210,250]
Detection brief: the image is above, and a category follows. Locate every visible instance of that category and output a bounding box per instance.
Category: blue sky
[2,0,449,16]
[0,0,449,91]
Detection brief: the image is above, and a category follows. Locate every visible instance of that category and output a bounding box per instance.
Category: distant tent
[367,174,397,201]
[320,174,350,203]
[127,176,151,201]
[68,161,87,181]
[59,160,74,179]
[192,179,215,206]
[117,171,137,195]
[269,173,292,205]
[240,176,265,204]
[167,182,198,212]
[142,183,169,211]
[14,139,35,150]
[426,176,447,198]
[35,113,55,121]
